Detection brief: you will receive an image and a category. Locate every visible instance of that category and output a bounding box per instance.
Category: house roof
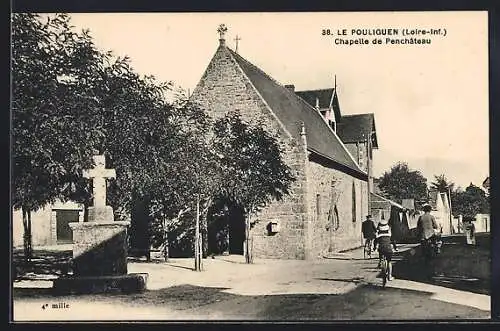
[336,114,379,148]
[295,89,333,109]
[370,192,404,210]
[227,48,366,179]
[428,190,450,211]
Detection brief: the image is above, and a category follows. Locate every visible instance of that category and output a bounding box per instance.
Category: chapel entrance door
[56,210,79,243]
[207,200,245,256]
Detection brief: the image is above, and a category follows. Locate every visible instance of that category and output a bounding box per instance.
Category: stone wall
[191,45,310,259]
[307,159,367,257]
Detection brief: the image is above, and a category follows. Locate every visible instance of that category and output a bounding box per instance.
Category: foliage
[12,13,103,212]
[145,110,296,263]
[430,174,455,193]
[12,13,181,260]
[378,162,428,206]
[12,13,110,260]
[451,184,489,219]
[211,111,295,263]
[212,111,295,215]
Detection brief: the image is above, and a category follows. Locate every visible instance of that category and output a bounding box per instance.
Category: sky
[61,12,489,189]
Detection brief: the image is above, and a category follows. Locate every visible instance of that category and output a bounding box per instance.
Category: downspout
[300,122,313,260]
[367,133,372,216]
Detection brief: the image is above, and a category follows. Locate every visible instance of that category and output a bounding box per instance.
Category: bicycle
[363,238,374,259]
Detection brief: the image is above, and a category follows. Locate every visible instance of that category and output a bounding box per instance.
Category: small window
[316,194,321,218]
[352,181,357,222]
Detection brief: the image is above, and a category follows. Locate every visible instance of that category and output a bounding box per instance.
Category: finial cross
[234,34,242,53]
[217,24,228,40]
[83,154,116,207]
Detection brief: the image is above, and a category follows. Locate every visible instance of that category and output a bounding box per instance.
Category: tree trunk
[202,215,208,259]
[83,200,89,222]
[194,197,202,271]
[163,217,169,262]
[22,205,33,264]
[244,212,253,264]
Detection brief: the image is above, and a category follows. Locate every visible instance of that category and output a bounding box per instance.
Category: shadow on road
[392,234,490,295]
[12,249,73,280]
[13,282,489,320]
[316,277,365,284]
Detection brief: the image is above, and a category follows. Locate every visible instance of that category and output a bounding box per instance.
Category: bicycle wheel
[382,257,388,287]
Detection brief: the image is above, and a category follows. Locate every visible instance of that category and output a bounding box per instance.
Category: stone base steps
[52,273,148,295]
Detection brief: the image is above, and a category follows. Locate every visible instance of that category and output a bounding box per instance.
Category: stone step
[52,273,148,295]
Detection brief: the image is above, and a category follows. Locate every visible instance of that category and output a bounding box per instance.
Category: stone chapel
[190,27,379,259]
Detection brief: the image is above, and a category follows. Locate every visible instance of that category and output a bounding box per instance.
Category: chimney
[285,84,295,92]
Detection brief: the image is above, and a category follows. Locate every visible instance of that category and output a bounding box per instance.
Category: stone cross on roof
[217,24,228,46]
[234,34,241,53]
[83,154,116,207]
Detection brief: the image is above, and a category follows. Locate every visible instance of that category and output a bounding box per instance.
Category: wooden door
[56,210,79,243]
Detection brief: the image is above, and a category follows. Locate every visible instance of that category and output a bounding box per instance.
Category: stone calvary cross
[83,154,116,208]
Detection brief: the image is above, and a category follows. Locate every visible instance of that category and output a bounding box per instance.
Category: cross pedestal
[53,154,147,295]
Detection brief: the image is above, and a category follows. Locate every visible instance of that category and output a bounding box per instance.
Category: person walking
[388,206,401,251]
[362,215,377,252]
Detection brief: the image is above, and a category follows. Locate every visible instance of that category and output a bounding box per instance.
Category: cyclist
[376,217,394,281]
[417,203,439,259]
[362,215,377,253]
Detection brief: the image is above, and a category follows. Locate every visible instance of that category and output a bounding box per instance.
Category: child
[376,218,394,281]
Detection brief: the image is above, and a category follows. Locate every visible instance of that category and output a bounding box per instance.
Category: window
[352,181,357,222]
[316,194,321,218]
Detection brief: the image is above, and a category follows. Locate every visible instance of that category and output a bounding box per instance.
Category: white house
[474,213,490,233]
[12,200,84,248]
[429,190,454,235]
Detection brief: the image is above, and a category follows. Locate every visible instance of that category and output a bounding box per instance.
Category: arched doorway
[207,200,245,256]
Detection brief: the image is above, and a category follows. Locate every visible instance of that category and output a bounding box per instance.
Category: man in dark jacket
[362,215,377,251]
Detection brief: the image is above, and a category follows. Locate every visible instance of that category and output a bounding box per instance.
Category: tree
[212,111,295,263]
[13,13,295,270]
[12,13,106,262]
[145,102,220,270]
[12,13,181,264]
[451,184,489,220]
[378,162,428,206]
[430,174,455,193]
[147,110,296,266]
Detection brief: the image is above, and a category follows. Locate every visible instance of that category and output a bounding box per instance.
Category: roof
[428,190,450,211]
[483,176,490,189]
[331,90,342,124]
[227,48,366,179]
[294,89,346,126]
[336,114,378,148]
[370,192,404,210]
[295,88,335,112]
